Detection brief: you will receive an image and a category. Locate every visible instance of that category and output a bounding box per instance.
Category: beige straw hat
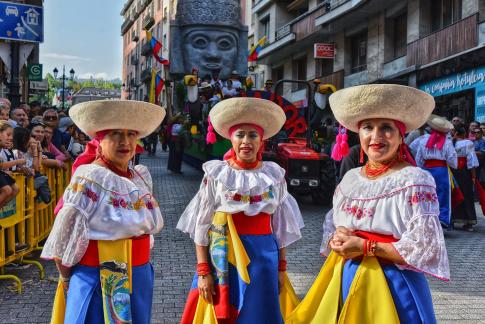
[69,100,166,138]
[426,114,453,132]
[329,84,435,132]
[209,97,286,140]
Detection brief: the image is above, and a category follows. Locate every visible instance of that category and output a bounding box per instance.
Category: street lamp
[53,66,75,110]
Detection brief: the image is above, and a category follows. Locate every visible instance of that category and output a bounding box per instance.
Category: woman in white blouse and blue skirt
[287,85,449,324]
[41,100,165,323]
[177,97,304,323]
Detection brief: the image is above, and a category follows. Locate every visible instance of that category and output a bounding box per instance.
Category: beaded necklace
[363,156,398,180]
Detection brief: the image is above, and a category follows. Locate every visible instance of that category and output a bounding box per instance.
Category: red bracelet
[196,262,211,276]
[278,259,287,272]
[363,239,368,256]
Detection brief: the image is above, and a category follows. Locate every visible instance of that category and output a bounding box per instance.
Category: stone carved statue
[170,0,248,80]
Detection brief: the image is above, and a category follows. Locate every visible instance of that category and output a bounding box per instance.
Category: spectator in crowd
[13,127,50,204]
[0,105,10,122]
[69,128,87,159]
[167,115,185,174]
[210,71,224,88]
[29,101,42,119]
[468,120,480,141]
[0,121,20,208]
[43,125,68,169]
[263,79,273,92]
[11,107,29,128]
[473,126,485,183]
[229,70,242,89]
[42,109,72,159]
[0,98,11,110]
[222,79,238,98]
[480,122,485,136]
[452,116,463,127]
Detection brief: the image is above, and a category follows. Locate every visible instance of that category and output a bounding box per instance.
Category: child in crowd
[0,121,21,208]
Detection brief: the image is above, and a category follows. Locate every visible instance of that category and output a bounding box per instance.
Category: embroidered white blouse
[320,166,450,280]
[177,160,304,248]
[454,139,479,169]
[410,134,458,169]
[41,164,164,267]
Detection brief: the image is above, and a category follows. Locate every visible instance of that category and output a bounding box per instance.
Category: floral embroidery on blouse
[69,182,99,202]
[225,186,275,204]
[408,191,438,205]
[341,203,375,220]
[108,196,156,210]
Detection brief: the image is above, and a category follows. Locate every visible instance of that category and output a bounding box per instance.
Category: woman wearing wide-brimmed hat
[41,100,165,323]
[409,114,457,228]
[287,85,449,324]
[177,97,304,323]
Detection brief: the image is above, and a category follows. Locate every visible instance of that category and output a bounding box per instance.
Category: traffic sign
[28,63,42,81]
[0,1,43,43]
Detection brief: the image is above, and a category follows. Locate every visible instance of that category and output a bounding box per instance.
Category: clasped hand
[329,226,365,259]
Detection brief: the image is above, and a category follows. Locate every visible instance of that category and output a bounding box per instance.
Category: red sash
[424,159,447,168]
[232,212,272,235]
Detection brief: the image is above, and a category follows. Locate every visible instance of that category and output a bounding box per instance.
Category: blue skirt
[424,166,451,227]
[64,263,154,324]
[342,259,437,324]
[233,234,282,323]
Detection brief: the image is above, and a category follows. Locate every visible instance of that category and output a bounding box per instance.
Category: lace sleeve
[272,181,304,248]
[320,209,335,256]
[176,175,216,246]
[393,185,450,280]
[40,206,89,267]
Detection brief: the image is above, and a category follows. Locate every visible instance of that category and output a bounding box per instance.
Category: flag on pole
[248,36,267,62]
[149,68,165,105]
[146,31,170,65]
[149,68,157,104]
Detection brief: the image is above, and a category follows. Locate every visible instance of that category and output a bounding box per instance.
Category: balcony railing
[141,68,152,82]
[120,0,134,15]
[143,13,155,30]
[121,17,134,35]
[407,14,478,67]
[141,42,152,56]
[274,2,327,43]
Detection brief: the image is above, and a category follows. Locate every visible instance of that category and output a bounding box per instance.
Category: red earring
[359,146,364,164]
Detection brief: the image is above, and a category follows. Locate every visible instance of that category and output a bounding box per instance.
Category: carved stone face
[182,27,238,80]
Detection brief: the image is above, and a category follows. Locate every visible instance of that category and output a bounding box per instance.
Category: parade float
[169,0,338,204]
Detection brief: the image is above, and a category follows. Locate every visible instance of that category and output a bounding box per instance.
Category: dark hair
[453,124,467,146]
[13,127,31,152]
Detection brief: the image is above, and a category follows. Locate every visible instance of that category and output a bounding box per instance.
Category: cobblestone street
[0,151,484,323]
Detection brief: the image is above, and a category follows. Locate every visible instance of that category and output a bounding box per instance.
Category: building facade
[120,0,177,104]
[249,0,485,123]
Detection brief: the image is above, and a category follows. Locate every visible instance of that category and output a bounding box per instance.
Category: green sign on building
[28,64,43,81]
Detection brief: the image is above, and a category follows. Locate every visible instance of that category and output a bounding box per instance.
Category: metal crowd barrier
[0,166,72,293]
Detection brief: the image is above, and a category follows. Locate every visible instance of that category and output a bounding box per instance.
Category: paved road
[0,151,484,323]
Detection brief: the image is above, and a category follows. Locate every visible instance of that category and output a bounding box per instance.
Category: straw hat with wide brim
[426,114,453,132]
[69,100,166,138]
[329,84,435,132]
[209,97,286,140]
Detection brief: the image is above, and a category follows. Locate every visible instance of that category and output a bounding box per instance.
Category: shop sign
[30,79,48,90]
[419,66,485,97]
[475,86,485,122]
[28,63,42,81]
[314,43,335,59]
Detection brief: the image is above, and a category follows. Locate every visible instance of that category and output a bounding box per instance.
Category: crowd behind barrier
[0,164,71,293]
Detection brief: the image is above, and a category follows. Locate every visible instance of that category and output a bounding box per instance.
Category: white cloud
[42,53,92,62]
[78,72,109,80]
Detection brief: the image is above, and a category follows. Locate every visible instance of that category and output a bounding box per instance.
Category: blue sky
[40,0,123,80]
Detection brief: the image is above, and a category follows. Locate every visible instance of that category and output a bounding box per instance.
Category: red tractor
[264,80,337,205]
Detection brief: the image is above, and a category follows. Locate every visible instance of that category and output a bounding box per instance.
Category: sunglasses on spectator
[474,130,481,134]
[44,116,58,121]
